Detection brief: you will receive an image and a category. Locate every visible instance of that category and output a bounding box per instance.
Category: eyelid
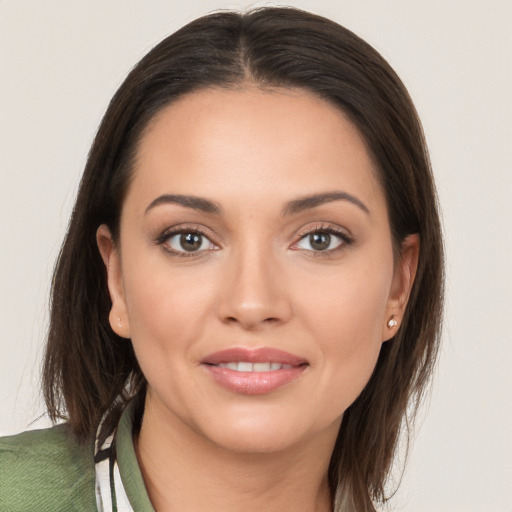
[290,223,354,253]
[153,222,353,256]
[295,222,352,240]
[155,224,220,256]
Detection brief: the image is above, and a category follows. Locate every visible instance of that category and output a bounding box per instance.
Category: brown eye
[180,233,202,251]
[309,233,331,251]
[296,231,344,252]
[166,232,213,253]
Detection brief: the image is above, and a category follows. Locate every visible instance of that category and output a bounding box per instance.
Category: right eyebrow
[282,191,370,216]
[144,194,222,215]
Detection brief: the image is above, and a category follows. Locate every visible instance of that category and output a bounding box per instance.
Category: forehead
[127,87,385,216]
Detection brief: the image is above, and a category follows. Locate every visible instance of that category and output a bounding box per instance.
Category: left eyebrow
[144,194,222,215]
[282,191,370,216]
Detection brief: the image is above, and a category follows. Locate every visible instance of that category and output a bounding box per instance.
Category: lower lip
[203,365,307,395]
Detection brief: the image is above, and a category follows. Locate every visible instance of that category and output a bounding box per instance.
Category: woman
[0,7,443,512]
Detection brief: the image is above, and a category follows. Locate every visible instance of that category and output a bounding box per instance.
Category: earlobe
[382,234,420,341]
[96,224,131,339]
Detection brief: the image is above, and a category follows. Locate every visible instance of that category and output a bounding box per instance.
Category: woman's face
[98,87,417,453]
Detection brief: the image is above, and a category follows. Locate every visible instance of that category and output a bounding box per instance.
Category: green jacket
[0,424,97,511]
[0,404,154,512]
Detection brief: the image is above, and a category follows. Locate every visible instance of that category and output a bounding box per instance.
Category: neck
[135,399,336,512]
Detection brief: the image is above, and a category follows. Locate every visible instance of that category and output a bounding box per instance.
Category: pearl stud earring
[387,318,398,328]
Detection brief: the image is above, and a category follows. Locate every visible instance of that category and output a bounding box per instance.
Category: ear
[96,224,131,338]
[382,234,420,342]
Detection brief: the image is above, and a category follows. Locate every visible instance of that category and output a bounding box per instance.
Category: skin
[97,87,418,512]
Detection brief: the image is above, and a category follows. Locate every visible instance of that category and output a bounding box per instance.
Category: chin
[209,425,306,455]
[197,408,342,456]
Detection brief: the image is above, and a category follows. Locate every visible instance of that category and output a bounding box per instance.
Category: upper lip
[201,347,308,366]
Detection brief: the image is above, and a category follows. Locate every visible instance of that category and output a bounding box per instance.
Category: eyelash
[293,224,354,256]
[155,225,218,258]
[155,223,353,258]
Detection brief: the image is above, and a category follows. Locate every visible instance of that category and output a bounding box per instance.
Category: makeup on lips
[201,347,309,395]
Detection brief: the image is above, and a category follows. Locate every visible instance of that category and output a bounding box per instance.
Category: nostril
[222,315,281,329]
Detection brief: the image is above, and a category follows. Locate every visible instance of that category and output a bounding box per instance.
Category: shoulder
[0,424,97,512]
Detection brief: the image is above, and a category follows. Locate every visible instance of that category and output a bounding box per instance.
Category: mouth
[214,362,294,372]
[201,347,308,395]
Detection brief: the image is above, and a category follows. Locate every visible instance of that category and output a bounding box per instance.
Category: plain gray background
[1,1,511,510]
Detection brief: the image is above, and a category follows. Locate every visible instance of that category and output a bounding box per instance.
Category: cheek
[120,251,218,362]
[120,257,223,416]
[298,256,393,405]
[301,253,392,338]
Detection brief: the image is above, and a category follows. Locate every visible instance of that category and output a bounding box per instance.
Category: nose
[215,245,293,331]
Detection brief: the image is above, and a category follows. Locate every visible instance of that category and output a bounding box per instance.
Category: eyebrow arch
[145,194,222,215]
[282,191,370,216]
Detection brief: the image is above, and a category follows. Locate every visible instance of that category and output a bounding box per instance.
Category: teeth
[217,362,291,372]
[253,362,271,372]
[237,362,253,372]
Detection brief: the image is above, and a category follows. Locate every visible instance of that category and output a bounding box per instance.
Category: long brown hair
[43,7,444,511]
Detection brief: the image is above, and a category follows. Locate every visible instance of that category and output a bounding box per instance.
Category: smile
[215,362,293,372]
[201,348,308,394]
